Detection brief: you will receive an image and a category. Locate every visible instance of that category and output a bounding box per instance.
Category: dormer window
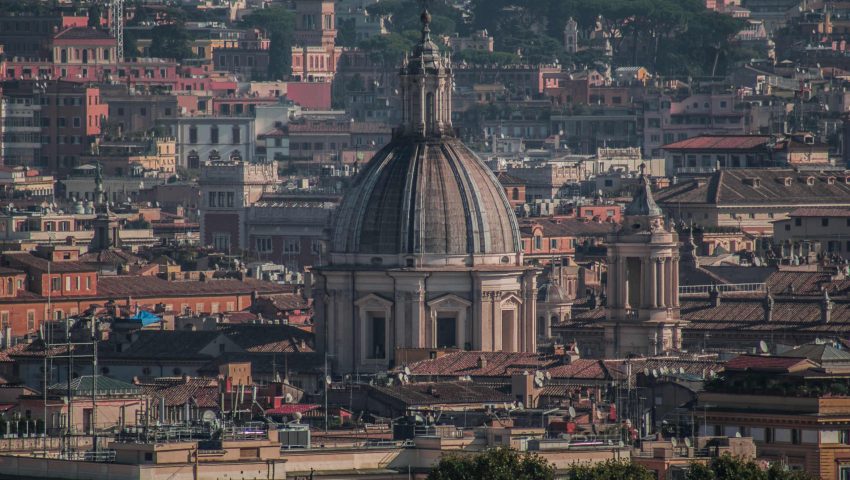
[827,176,836,185]
[783,177,792,186]
[806,176,815,186]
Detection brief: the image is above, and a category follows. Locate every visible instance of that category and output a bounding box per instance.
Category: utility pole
[91,316,98,452]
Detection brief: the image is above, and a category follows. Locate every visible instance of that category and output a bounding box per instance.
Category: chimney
[822,289,833,324]
[477,354,487,370]
[764,293,774,322]
[709,284,721,307]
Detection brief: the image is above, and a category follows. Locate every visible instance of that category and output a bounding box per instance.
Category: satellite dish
[403,374,409,384]
[397,372,404,382]
[404,366,411,376]
[596,409,605,420]
[535,370,544,380]
[293,411,303,423]
[671,437,678,448]
[574,345,580,357]
[325,375,332,385]
[759,340,769,353]
[202,410,216,423]
[534,376,544,388]
[568,406,576,418]
[545,371,552,381]
[679,367,685,374]
[684,437,693,448]
[284,393,293,403]
[516,402,524,410]
[735,432,742,438]
[652,369,659,378]
[644,368,650,376]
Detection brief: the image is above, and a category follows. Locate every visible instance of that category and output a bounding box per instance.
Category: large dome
[331,137,521,263]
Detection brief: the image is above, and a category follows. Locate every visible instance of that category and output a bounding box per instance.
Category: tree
[357,33,412,66]
[149,24,194,61]
[428,447,555,480]
[562,459,656,480]
[454,49,520,65]
[242,6,295,79]
[683,454,819,480]
[88,3,102,28]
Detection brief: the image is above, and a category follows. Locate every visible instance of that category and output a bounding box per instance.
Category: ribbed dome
[537,274,571,305]
[332,137,521,260]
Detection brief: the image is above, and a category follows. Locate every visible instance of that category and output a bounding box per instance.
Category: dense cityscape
[0,0,848,478]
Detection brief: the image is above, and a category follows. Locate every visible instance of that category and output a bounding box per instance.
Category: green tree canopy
[149,24,194,61]
[684,454,818,480]
[562,459,656,480]
[428,447,555,480]
[454,49,520,65]
[468,0,745,75]
[357,33,413,66]
[242,6,295,79]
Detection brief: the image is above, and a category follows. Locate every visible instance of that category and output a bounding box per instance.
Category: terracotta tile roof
[662,135,772,151]
[405,351,551,377]
[544,359,609,380]
[266,404,320,415]
[519,219,614,238]
[766,271,850,296]
[97,276,288,298]
[369,381,513,406]
[80,249,144,266]
[261,293,311,311]
[54,27,115,41]
[219,324,314,353]
[138,377,220,407]
[724,355,812,372]
[655,169,850,206]
[788,207,850,217]
[605,358,724,382]
[101,331,225,360]
[496,171,525,186]
[4,253,96,273]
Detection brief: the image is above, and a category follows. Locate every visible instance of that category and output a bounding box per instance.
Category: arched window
[5,278,12,296]
[60,49,67,63]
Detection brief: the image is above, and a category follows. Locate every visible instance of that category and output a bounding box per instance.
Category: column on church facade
[656,257,666,309]
[648,257,657,309]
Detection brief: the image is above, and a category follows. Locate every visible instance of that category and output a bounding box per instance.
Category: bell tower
[564,17,578,54]
[603,171,683,357]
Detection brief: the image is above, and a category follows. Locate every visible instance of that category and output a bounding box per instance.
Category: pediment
[427,293,472,309]
[354,293,394,309]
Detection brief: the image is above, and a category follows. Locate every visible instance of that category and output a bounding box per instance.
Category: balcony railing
[679,283,766,295]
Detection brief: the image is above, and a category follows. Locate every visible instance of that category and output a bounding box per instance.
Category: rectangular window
[284,239,300,253]
[86,277,92,290]
[226,192,234,207]
[823,218,830,227]
[65,276,71,291]
[368,316,386,359]
[27,311,35,331]
[51,277,61,292]
[255,237,273,253]
[208,192,216,207]
[0,312,8,329]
